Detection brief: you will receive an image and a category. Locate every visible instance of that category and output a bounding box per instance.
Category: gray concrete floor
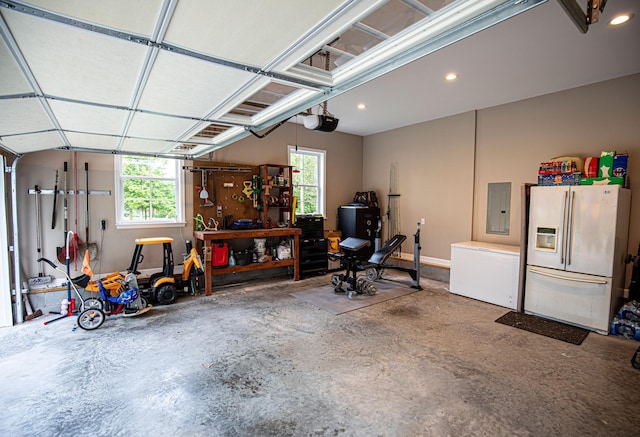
[1,274,639,437]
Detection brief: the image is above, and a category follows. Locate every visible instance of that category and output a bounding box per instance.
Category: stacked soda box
[537,151,628,187]
[611,300,640,341]
[537,158,581,186]
[538,160,579,174]
[580,151,628,187]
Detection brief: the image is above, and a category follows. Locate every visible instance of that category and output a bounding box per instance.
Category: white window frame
[288,145,326,217]
[114,155,185,229]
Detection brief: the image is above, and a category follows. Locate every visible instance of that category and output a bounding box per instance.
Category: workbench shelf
[193,228,301,296]
[210,258,295,275]
[259,164,293,227]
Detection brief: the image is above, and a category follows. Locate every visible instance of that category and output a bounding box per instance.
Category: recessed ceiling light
[357,103,367,110]
[445,72,458,81]
[609,13,633,26]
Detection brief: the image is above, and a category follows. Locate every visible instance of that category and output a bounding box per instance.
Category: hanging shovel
[56,161,72,263]
[76,162,98,260]
[56,161,81,265]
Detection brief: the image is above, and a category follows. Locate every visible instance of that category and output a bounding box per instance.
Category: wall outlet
[421,218,425,225]
[101,219,106,230]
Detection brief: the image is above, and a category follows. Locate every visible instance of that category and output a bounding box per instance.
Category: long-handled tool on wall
[77,162,98,260]
[71,152,83,270]
[57,162,69,263]
[51,169,58,230]
[28,185,52,286]
[56,157,86,266]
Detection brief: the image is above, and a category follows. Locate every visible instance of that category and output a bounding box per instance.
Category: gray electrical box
[486,182,511,235]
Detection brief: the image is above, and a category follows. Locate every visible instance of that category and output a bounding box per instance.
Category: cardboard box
[598,151,614,178]
[327,237,340,253]
[613,153,628,179]
[579,177,625,186]
[539,160,578,175]
[538,173,581,186]
[324,230,342,238]
[324,230,342,253]
[583,157,599,178]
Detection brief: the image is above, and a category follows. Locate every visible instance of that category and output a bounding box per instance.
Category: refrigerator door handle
[561,191,568,264]
[528,267,608,284]
[567,191,575,266]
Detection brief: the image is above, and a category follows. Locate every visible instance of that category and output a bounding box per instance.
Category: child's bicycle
[77,272,152,330]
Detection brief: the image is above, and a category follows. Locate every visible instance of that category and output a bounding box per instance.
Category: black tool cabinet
[337,205,380,261]
[295,216,328,278]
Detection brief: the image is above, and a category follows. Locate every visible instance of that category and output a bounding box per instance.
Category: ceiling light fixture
[609,13,633,26]
[445,72,458,81]
[357,103,367,110]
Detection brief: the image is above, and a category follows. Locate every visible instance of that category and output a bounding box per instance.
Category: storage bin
[328,237,340,253]
[212,243,228,267]
[235,251,251,266]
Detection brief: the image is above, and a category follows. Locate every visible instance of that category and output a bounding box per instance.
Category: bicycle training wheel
[77,308,105,331]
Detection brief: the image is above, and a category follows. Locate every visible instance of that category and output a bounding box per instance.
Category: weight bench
[330,237,377,298]
[330,223,423,293]
[368,234,406,265]
[365,225,422,290]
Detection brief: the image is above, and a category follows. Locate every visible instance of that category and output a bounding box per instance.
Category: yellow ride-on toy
[127,237,204,305]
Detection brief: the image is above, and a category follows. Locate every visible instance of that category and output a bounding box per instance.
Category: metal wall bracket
[182,165,252,173]
[27,189,112,196]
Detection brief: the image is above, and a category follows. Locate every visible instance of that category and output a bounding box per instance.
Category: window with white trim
[288,146,326,216]
[114,155,185,228]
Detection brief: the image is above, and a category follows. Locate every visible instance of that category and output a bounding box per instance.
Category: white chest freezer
[450,241,521,309]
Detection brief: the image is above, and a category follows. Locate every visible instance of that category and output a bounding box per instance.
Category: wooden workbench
[193,228,302,296]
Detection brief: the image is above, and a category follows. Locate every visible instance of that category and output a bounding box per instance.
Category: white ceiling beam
[0,1,332,91]
[117,0,178,151]
[0,12,70,148]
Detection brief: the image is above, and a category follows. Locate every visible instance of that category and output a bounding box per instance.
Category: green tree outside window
[120,156,177,221]
[289,147,325,216]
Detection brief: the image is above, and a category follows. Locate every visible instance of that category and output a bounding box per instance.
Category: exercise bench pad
[339,237,371,252]
[368,234,406,265]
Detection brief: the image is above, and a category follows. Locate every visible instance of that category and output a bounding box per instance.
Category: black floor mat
[290,278,419,315]
[495,311,589,345]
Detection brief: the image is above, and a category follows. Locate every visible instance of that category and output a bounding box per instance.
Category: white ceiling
[0,0,638,159]
[329,0,640,136]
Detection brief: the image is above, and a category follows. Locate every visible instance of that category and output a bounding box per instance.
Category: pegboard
[189,160,261,229]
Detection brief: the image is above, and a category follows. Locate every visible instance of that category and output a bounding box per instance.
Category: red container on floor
[212,243,229,267]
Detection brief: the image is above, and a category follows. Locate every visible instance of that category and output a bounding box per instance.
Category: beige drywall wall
[15,150,196,280]
[363,111,476,262]
[362,73,640,265]
[14,124,362,280]
[474,73,640,251]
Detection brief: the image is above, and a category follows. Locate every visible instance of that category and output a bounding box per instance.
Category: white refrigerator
[524,185,631,334]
